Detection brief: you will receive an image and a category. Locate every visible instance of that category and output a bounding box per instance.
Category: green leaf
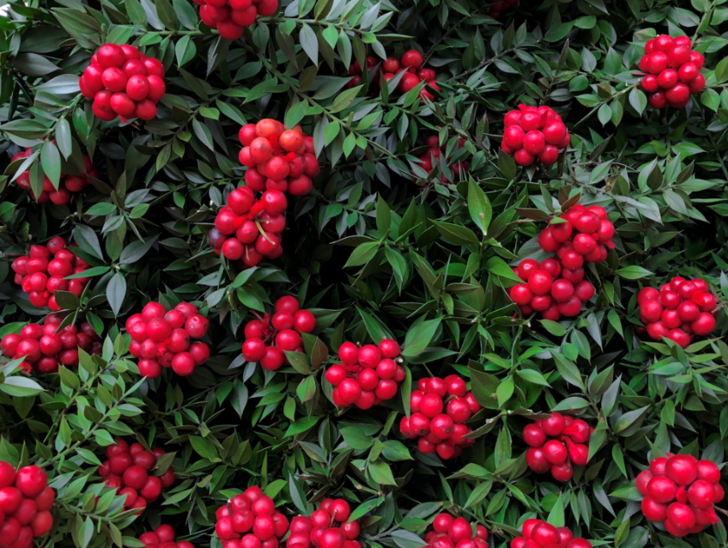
[192,119,214,150]
[330,86,362,113]
[40,141,61,190]
[74,224,104,260]
[484,256,523,285]
[516,368,551,387]
[155,0,178,29]
[369,460,397,486]
[547,493,565,526]
[344,241,379,268]
[173,0,198,29]
[432,221,479,248]
[616,266,653,280]
[629,88,647,115]
[467,179,492,235]
[541,320,566,336]
[613,406,650,435]
[376,195,391,235]
[402,317,441,358]
[79,518,94,548]
[551,352,585,391]
[0,375,45,397]
[285,416,319,437]
[544,22,573,42]
[299,24,318,64]
[106,272,126,316]
[175,34,197,67]
[189,436,219,460]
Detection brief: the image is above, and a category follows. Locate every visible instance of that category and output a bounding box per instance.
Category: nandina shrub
[0,0,727,547]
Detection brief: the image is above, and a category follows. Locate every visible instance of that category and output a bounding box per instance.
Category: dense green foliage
[0,0,728,547]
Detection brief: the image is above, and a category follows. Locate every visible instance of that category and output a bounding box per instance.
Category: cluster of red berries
[196,0,277,40]
[10,237,90,310]
[423,513,488,548]
[286,498,361,548]
[510,520,592,548]
[1,316,101,374]
[348,51,439,101]
[215,486,289,548]
[209,188,286,267]
[80,44,166,122]
[139,525,194,548]
[126,302,210,378]
[510,204,615,319]
[537,205,616,264]
[241,296,315,371]
[509,256,595,321]
[501,105,570,167]
[523,413,593,482]
[10,149,97,205]
[399,376,481,460]
[0,463,55,547]
[98,439,176,514]
[416,136,469,184]
[639,35,705,109]
[486,0,518,20]
[324,340,405,409]
[637,278,717,348]
[238,119,318,197]
[636,454,723,536]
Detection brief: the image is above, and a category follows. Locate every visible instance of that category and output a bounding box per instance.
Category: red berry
[666,502,696,531]
[358,344,381,368]
[647,321,669,340]
[688,479,716,509]
[528,270,553,295]
[551,221,573,243]
[401,50,423,69]
[523,130,545,155]
[666,83,690,105]
[665,455,698,485]
[379,338,400,358]
[445,376,466,397]
[641,496,667,522]
[696,460,721,483]
[538,145,559,166]
[135,99,157,120]
[525,447,550,473]
[647,52,669,74]
[543,440,568,465]
[503,126,525,149]
[531,524,558,547]
[649,91,667,109]
[640,300,663,323]
[636,470,653,495]
[648,475,677,503]
[516,258,540,281]
[523,424,546,447]
[97,44,126,68]
[689,73,705,93]
[657,69,678,89]
[420,393,444,418]
[338,379,362,406]
[0,518,21,545]
[15,465,47,498]
[185,314,209,338]
[678,62,698,83]
[510,284,532,305]
[514,148,534,166]
[550,280,574,303]
[641,75,659,92]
